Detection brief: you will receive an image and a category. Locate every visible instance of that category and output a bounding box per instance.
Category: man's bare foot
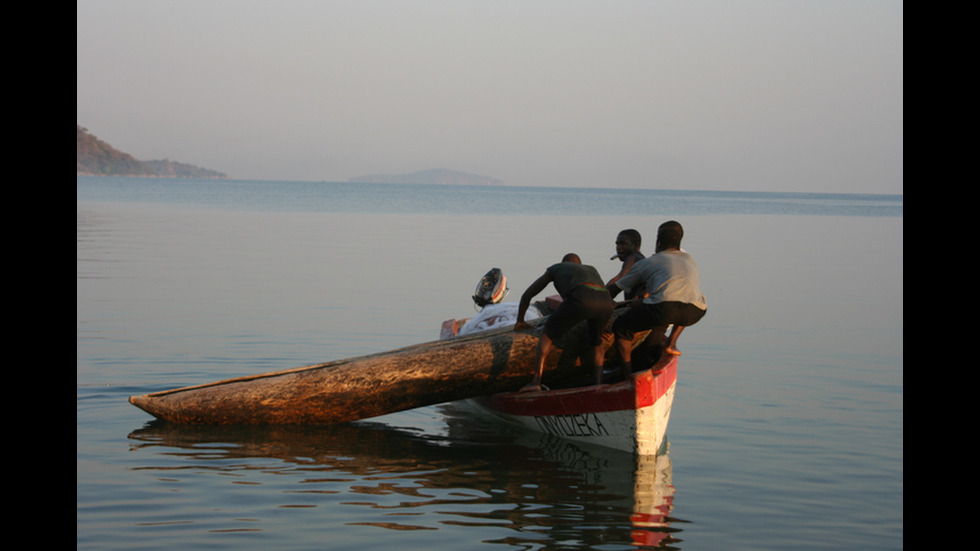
[665,347,682,356]
[519,382,541,393]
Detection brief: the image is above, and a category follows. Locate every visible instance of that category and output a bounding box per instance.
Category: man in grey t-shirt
[608,221,707,373]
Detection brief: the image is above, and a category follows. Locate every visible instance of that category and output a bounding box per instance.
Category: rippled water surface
[77,178,902,550]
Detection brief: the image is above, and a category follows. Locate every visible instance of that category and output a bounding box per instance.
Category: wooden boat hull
[464,354,678,455]
[128,316,640,425]
[129,325,541,424]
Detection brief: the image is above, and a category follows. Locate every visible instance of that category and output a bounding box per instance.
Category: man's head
[616,229,642,254]
[656,221,684,251]
[562,253,582,264]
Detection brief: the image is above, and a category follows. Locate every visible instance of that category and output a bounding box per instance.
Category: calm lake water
[77,177,903,550]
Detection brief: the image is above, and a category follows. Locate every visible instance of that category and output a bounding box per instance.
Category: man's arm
[515,272,552,328]
[607,282,622,299]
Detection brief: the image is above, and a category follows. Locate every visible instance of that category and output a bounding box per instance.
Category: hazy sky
[77,1,902,194]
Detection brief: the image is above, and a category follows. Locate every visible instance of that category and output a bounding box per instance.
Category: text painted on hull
[534,412,610,437]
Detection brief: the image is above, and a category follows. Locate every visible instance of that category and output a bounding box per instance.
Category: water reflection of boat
[441,401,683,548]
[128,405,682,548]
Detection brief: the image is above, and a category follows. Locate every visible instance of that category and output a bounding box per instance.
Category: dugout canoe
[128,310,641,425]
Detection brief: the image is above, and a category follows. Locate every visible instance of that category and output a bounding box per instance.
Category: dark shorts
[612,301,706,341]
[543,288,614,346]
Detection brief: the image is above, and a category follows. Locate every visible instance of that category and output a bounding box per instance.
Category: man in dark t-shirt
[515,253,614,392]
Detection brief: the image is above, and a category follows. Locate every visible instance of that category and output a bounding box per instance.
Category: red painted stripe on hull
[479,356,678,417]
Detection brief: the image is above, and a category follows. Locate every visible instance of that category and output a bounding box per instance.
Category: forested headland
[76,125,227,179]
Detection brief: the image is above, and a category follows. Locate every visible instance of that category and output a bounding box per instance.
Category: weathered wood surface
[129,309,647,425]
[130,320,595,425]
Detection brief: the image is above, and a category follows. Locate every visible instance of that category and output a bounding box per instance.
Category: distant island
[78,125,502,185]
[76,125,227,179]
[348,169,503,186]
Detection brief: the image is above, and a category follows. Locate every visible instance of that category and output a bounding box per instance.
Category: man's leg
[665,325,685,356]
[614,336,634,381]
[612,305,649,381]
[592,344,605,385]
[520,333,554,392]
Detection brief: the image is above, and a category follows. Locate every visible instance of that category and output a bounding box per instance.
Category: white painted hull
[465,355,678,456]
